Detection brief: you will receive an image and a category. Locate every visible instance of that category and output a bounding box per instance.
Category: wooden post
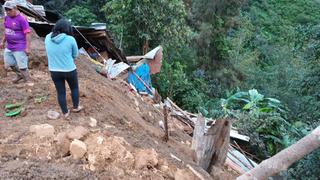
[163,102,169,142]
[192,114,232,173]
[143,39,149,55]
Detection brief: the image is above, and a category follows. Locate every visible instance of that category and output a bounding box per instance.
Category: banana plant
[221,89,284,114]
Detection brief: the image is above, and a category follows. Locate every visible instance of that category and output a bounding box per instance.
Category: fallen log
[237,126,320,180]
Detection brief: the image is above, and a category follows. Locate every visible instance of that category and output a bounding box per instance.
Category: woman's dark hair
[51,19,73,38]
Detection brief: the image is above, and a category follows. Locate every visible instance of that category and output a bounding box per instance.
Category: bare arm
[0,36,5,49]
[25,33,31,54]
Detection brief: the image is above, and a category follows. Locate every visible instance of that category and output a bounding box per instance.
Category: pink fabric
[23,29,31,34]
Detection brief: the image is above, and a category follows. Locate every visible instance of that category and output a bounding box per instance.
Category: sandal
[63,110,70,119]
[71,105,83,113]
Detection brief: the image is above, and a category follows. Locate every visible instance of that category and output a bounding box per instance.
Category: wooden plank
[207,118,231,168]
[126,56,144,62]
[230,130,250,142]
[192,114,206,152]
[166,98,249,142]
[192,114,232,173]
[186,164,213,180]
[167,97,195,127]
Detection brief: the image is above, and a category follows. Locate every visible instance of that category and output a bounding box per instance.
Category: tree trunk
[143,39,149,55]
[237,126,320,180]
[192,114,231,173]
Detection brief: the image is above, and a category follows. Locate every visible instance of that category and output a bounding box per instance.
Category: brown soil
[0,18,237,179]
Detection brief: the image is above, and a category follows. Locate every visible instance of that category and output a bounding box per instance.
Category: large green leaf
[243,102,254,110]
[249,89,264,102]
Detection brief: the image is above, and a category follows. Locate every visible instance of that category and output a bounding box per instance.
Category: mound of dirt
[0,17,238,179]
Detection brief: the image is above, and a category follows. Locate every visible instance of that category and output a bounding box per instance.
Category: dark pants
[50,70,79,114]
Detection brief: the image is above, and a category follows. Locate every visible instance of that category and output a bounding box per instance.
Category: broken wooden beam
[126,55,144,62]
[186,164,213,180]
[166,98,250,142]
[167,97,195,127]
[192,114,232,173]
[230,130,250,142]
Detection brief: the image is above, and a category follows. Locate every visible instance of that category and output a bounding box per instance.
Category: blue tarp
[128,63,153,94]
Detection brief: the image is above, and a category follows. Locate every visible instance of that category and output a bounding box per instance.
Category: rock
[159,121,165,130]
[89,164,96,171]
[134,148,159,169]
[55,132,71,156]
[174,169,197,180]
[30,124,55,138]
[70,139,87,159]
[88,153,96,164]
[110,137,135,167]
[134,99,139,107]
[105,166,125,177]
[85,135,134,171]
[89,117,97,127]
[67,126,89,140]
[47,110,60,120]
[29,125,38,133]
[96,136,104,145]
[158,159,170,172]
[26,82,34,87]
[104,124,115,129]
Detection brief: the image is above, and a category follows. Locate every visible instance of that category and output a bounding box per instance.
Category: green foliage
[190,0,246,92]
[227,0,320,128]
[221,89,284,114]
[102,0,191,55]
[33,0,84,12]
[64,5,97,26]
[86,0,108,22]
[226,1,320,176]
[154,60,209,112]
[288,149,320,180]
[236,113,298,157]
[221,89,303,158]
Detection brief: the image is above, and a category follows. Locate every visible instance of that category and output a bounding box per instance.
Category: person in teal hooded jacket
[45,19,83,118]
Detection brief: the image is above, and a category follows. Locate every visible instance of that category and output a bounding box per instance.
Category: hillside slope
[0,18,237,179]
